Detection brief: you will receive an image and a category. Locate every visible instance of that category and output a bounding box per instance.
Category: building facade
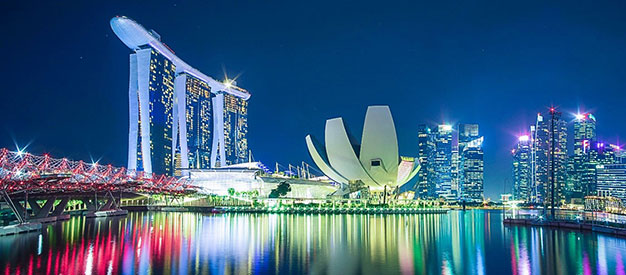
[111,16,251,176]
[597,164,626,202]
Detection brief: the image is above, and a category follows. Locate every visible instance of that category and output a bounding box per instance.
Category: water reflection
[0,210,625,274]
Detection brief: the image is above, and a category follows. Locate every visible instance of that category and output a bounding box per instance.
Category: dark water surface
[1,210,625,274]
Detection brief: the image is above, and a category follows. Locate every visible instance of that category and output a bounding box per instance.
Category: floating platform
[85,209,128,218]
[29,214,71,224]
[0,222,42,236]
[504,218,626,237]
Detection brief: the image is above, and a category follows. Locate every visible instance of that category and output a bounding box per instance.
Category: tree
[269,181,291,198]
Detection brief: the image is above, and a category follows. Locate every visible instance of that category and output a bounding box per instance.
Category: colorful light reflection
[0,211,624,274]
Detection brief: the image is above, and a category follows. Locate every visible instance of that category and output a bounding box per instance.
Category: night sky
[2,1,626,199]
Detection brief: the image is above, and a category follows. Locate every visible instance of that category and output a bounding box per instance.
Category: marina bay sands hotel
[110,16,250,176]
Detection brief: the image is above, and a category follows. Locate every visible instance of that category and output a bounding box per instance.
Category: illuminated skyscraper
[178,74,213,171]
[533,113,549,204]
[415,124,436,198]
[513,135,532,202]
[451,148,460,197]
[127,46,176,176]
[581,141,621,195]
[570,113,596,197]
[533,111,567,206]
[221,92,249,165]
[597,164,626,202]
[111,16,251,176]
[573,113,597,156]
[433,124,453,200]
[458,124,484,201]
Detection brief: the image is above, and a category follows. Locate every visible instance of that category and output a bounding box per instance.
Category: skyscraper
[533,110,567,206]
[581,141,620,196]
[533,113,549,204]
[129,46,177,176]
[451,147,460,197]
[415,124,436,198]
[433,124,453,200]
[458,124,484,201]
[513,135,532,202]
[570,113,596,198]
[222,92,249,165]
[111,16,251,176]
[177,74,213,172]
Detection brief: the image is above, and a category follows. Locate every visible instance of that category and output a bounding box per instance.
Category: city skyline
[3,2,626,199]
[512,108,626,205]
[5,2,626,275]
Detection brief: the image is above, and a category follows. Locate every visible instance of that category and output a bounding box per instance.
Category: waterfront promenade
[504,209,626,237]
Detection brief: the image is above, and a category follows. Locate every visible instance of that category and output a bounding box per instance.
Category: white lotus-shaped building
[305,106,420,191]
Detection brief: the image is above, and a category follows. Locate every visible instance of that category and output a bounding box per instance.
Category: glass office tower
[415,124,436,198]
[433,125,453,200]
[513,135,532,202]
[458,124,484,201]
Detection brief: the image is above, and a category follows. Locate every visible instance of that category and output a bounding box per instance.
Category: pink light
[518,135,530,142]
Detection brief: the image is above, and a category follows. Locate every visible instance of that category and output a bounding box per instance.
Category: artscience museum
[305,106,420,193]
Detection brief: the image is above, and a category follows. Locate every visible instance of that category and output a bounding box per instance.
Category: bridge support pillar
[32,199,56,219]
[98,191,120,211]
[51,198,69,216]
[1,191,25,223]
[27,199,42,214]
[100,199,115,211]
[13,199,27,221]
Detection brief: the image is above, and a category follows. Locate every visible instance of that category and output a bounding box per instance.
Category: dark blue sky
[2,1,626,199]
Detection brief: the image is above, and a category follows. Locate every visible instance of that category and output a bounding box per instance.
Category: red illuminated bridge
[0,148,195,224]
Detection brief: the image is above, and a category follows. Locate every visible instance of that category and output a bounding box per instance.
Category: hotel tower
[111,16,250,176]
